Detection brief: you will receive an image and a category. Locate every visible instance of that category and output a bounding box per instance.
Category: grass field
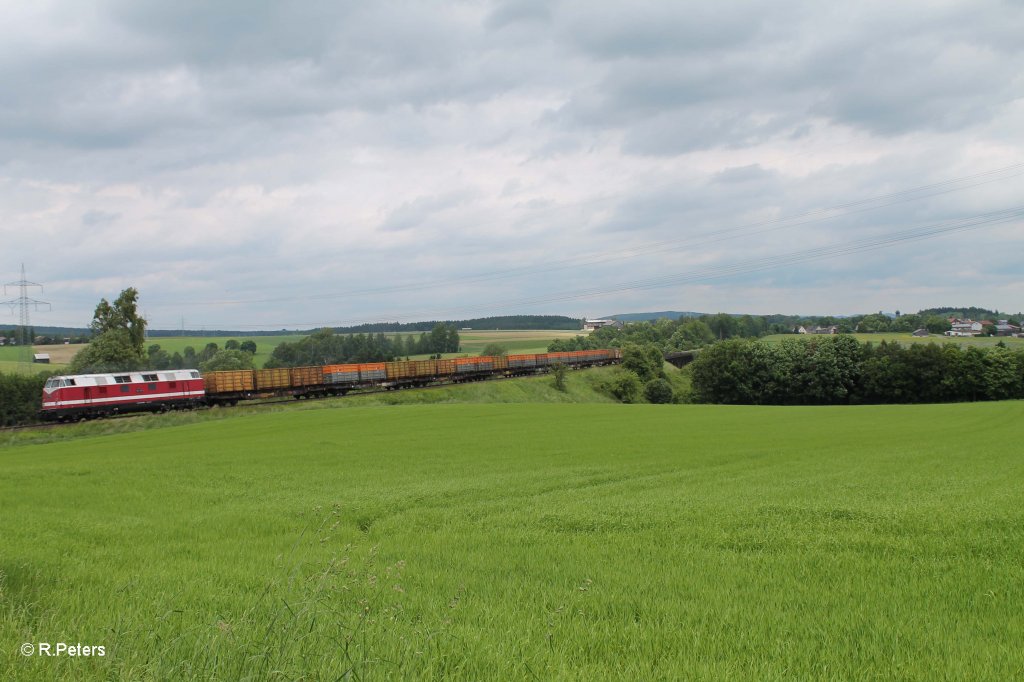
[450,330,583,355]
[764,332,1024,348]
[141,335,309,367]
[3,395,1023,680]
[0,345,68,374]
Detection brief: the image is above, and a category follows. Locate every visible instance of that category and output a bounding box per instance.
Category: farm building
[995,320,1021,336]
[583,319,623,331]
[33,353,50,364]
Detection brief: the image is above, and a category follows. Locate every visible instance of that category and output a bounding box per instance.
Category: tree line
[690,336,1024,405]
[265,324,460,368]
[327,315,581,334]
[549,313,772,354]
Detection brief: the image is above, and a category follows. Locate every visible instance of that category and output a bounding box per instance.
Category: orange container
[359,363,387,381]
[324,363,362,384]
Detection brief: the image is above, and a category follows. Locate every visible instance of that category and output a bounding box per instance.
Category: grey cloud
[547,0,1024,152]
[559,0,773,59]
[485,0,553,30]
[81,209,121,226]
[378,190,480,233]
[4,1,1023,327]
[712,165,776,184]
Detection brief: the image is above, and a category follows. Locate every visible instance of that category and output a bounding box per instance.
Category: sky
[2,0,1023,330]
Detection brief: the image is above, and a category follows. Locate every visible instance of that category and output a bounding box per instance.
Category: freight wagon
[41,349,622,420]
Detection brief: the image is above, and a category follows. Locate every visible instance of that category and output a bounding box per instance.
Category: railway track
[2,365,593,433]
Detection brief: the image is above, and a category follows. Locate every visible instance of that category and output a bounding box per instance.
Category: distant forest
[130,315,583,337]
[9,308,1023,340]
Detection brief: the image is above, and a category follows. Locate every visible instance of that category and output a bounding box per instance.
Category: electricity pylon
[3,264,50,371]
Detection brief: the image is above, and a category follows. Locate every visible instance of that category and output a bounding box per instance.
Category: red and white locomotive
[40,369,205,421]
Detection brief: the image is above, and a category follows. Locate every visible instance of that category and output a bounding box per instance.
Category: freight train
[39,349,622,422]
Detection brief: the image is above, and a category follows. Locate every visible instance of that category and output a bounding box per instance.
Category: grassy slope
[2,398,1023,680]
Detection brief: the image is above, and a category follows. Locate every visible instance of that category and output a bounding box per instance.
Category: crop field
[453,329,582,354]
[2,398,1022,680]
[0,346,67,374]
[764,332,1024,348]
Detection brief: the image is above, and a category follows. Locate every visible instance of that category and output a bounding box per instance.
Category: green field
[141,335,308,367]
[764,332,1024,348]
[0,346,66,374]
[2,393,1022,679]
[451,330,582,354]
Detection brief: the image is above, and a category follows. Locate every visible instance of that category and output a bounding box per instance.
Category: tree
[90,287,146,355]
[201,349,256,373]
[200,342,219,363]
[481,343,508,357]
[604,371,642,403]
[69,329,145,373]
[225,339,240,350]
[622,343,665,382]
[147,344,171,370]
[667,319,714,351]
[552,363,568,392]
[644,378,674,404]
[239,340,257,354]
[71,288,148,372]
[0,371,52,426]
[707,313,738,340]
[924,315,951,335]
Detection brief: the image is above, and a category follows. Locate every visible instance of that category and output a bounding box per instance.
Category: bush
[480,343,508,357]
[0,371,51,426]
[691,337,1024,405]
[200,349,256,373]
[621,343,665,382]
[600,370,642,403]
[644,378,674,404]
[552,363,568,392]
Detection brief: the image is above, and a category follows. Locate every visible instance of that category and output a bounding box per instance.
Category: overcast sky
[3,0,1023,330]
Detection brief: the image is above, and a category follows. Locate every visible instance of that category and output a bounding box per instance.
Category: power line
[190,204,1024,329]
[2,263,51,371]
[147,162,1024,309]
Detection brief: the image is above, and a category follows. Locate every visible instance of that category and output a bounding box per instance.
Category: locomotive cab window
[66,378,76,386]
[190,371,200,379]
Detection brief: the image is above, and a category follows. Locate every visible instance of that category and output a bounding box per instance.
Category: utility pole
[3,264,51,371]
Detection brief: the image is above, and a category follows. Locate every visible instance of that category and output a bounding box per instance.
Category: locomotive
[40,369,206,421]
[39,349,621,422]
